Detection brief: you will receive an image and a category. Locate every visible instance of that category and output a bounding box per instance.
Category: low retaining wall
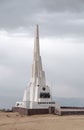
[61,110,84,116]
[61,106,84,109]
[55,107,84,116]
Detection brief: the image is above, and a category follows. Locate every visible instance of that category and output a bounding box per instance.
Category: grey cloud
[41,43,84,97]
[0,0,84,38]
[0,0,40,29]
[0,47,32,97]
[39,12,84,38]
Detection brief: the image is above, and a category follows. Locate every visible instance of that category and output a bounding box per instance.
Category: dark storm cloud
[0,0,84,38]
[40,0,84,12]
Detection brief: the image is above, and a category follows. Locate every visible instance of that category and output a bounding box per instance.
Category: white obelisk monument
[15,25,55,109]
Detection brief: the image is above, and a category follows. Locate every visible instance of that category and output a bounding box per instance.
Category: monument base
[13,106,84,116]
[12,107,49,115]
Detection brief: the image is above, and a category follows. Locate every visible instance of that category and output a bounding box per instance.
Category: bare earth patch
[0,112,84,130]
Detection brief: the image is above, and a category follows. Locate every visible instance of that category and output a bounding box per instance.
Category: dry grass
[0,112,84,130]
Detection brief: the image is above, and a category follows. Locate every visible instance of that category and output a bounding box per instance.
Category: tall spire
[34,24,40,59]
[32,24,45,85]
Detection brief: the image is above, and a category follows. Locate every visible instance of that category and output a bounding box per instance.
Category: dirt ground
[0,112,84,130]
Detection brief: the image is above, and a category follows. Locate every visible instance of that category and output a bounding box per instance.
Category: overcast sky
[0,0,84,107]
